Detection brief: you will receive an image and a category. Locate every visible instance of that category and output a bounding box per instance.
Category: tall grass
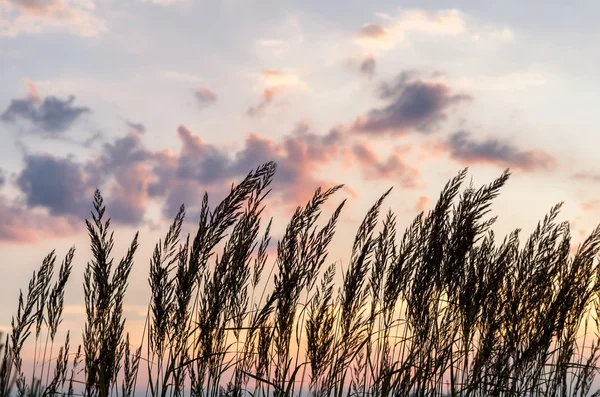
[2,161,600,397]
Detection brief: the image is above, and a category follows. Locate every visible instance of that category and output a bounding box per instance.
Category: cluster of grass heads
[2,161,600,397]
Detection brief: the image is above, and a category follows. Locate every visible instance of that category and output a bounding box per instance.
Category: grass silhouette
[2,161,600,397]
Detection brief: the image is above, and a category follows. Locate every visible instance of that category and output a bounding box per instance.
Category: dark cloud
[2,91,90,135]
[195,88,217,107]
[358,24,387,38]
[360,55,376,79]
[354,72,471,135]
[17,154,91,217]
[175,125,231,183]
[15,126,154,226]
[0,170,5,188]
[98,131,150,171]
[447,130,555,171]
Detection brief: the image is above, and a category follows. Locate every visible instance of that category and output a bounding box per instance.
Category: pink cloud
[357,24,388,39]
[1,0,106,37]
[0,196,80,243]
[350,142,421,189]
[195,87,217,107]
[573,172,600,183]
[414,195,430,213]
[247,87,287,118]
[260,70,301,87]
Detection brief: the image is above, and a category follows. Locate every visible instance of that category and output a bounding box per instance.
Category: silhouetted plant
[3,161,600,397]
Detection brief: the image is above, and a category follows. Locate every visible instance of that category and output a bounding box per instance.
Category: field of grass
[2,161,600,397]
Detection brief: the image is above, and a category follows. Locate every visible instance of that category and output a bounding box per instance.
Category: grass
[2,161,600,397]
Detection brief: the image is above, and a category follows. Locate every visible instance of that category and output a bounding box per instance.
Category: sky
[2,0,600,336]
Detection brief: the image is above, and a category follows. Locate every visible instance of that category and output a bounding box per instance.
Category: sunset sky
[2,0,600,333]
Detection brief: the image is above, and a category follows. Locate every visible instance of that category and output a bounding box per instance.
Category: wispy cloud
[246,87,285,118]
[354,9,513,50]
[260,69,301,87]
[126,121,146,134]
[354,9,467,49]
[572,171,600,183]
[0,0,105,37]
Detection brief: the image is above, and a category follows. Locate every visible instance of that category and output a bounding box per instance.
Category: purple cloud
[195,88,217,107]
[2,87,90,135]
[446,130,556,171]
[354,72,471,135]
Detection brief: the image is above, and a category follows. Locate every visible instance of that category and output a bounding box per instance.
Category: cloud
[415,196,430,212]
[105,164,152,225]
[354,9,466,50]
[350,142,420,188]
[572,171,600,183]
[174,125,232,183]
[16,128,153,226]
[2,84,90,135]
[0,196,80,243]
[446,130,556,171]
[354,72,471,135]
[7,115,425,232]
[148,123,347,217]
[126,121,146,134]
[354,9,513,51]
[234,125,344,203]
[0,0,106,37]
[260,69,301,87]
[17,154,92,218]
[89,131,153,223]
[246,87,285,118]
[359,55,376,79]
[0,170,5,188]
[357,23,388,39]
[195,88,217,107]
